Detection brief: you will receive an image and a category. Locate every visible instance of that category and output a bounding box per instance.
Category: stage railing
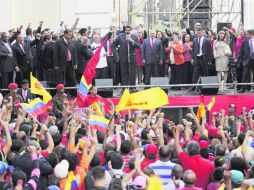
[1,81,254,95]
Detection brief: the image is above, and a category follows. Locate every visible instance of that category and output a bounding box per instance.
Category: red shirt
[179,152,214,190]
[141,157,158,170]
[83,94,103,107]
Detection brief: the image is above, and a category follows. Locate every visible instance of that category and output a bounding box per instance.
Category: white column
[0,0,12,32]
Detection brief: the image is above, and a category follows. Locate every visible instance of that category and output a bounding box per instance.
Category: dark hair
[231,157,247,174]
[43,35,50,42]
[200,148,209,159]
[120,140,131,154]
[128,157,136,170]
[214,157,225,168]
[90,153,101,168]
[65,153,79,171]
[77,128,86,136]
[45,153,59,168]
[108,177,123,190]
[75,133,83,146]
[159,145,171,159]
[11,139,25,152]
[26,28,32,36]
[79,28,87,35]
[91,166,105,181]
[111,153,123,169]
[213,167,224,182]
[105,150,116,165]
[97,131,105,144]
[238,133,245,145]
[125,25,131,30]
[141,128,149,140]
[187,141,200,156]
[12,168,27,186]
[247,29,254,36]
[21,79,29,85]
[64,29,72,35]
[52,133,62,146]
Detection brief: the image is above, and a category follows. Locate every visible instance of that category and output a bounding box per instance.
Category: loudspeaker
[150,77,169,93]
[199,76,218,95]
[217,22,232,33]
[95,79,113,97]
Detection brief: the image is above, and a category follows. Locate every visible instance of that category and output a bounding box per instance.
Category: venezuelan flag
[89,115,109,132]
[77,37,109,107]
[20,98,48,117]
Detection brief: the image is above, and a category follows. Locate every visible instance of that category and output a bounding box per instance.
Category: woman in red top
[166,35,184,89]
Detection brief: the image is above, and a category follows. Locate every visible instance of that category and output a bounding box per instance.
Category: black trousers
[175,64,184,85]
[95,67,108,79]
[119,56,136,85]
[241,59,254,90]
[192,56,208,84]
[1,72,13,89]
[107,56,118,85]
[183,61,193,84]
[65,63,77,87]
[144,63,160,85]
[16,69,30,85]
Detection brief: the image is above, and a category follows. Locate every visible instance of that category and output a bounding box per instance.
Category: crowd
[1,19,254,93]
[0,81,252,190]
[0,18,254,190]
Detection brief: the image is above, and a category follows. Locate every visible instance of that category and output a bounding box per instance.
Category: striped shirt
[149,160,176,185]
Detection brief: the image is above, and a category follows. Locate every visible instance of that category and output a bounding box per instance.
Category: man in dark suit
[53,29,78,87]
[237,29,254,93]
[105,30,119,85]
[141,30,163,85]
[75,36,92,81]
[190,28,212,90]
[12,33,39,85]
[17,79,34,103]
[114,26,139,86]
[0,32,16,88]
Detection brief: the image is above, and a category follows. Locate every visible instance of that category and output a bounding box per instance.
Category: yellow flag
[146,175,164,190]
[116,88,131,112]
[207,97,216,111]
[91,102,103,116]
[196,101,206,122]
[116,87,169,112]
[30,73,52,103]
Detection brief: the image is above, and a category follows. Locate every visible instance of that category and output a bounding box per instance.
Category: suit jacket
[141,38,163,64]
[75,40,92,73]
[53,38,78,71]
[0,41,16,72]
[238,39,251,65]
[192,36,212,65]
[113,33,139,61]
[12,39,38,72]
[44,41,55,69]
[17,88,34,103]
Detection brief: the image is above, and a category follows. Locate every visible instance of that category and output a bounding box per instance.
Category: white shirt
[197,36,204,56]
[91,42,107,68]
[22,89,27,100]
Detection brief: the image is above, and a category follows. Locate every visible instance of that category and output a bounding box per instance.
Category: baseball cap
[231,170,244,185]
[229,104,236,108]
[133,176,147,190]
[54,160,69,179]
[199,140,209,149]
[146,144,158,156]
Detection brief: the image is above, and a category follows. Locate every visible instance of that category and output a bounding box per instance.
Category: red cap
[199,140,209,149]
[56,84,64,90]
[8,83,18,90]
[146,144,158,156]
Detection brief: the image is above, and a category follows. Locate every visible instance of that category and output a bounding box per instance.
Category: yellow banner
[116,87,169,112]
[30,73,52,103]
[207,97,216,111]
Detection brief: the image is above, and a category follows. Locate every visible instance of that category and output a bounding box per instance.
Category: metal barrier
[1,82,254,95]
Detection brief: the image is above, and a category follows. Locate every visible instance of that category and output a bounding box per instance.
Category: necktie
[108,41,113,56]
[151,38,154,49]
[20,43,25,53]
[250,39,253,54]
